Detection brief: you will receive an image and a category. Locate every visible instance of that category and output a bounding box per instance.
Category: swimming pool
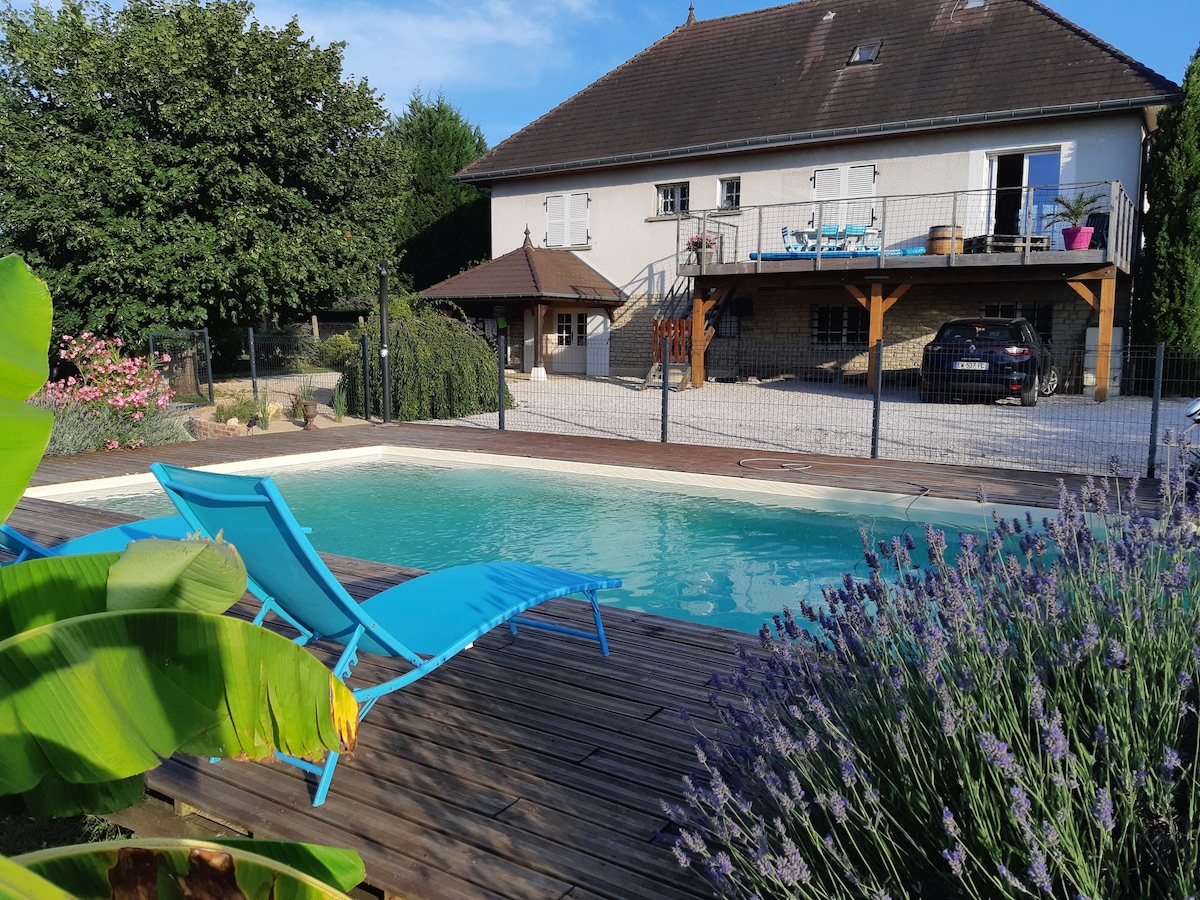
[34,447,1018,635]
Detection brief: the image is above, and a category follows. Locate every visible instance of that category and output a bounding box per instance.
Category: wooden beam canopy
[845,282,912,390]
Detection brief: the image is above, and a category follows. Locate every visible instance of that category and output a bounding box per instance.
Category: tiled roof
[421,231,626,305]
[458,0,1179,183]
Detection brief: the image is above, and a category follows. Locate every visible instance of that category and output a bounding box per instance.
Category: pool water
[76,458,987,635]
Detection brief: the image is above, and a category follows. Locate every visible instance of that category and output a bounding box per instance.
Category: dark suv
[920,317,1058,407]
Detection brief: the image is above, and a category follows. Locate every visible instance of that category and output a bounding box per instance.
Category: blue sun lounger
[149,461,622,806]
[0,517,191,564]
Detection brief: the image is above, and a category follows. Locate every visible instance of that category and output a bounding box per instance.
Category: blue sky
[245,0,1199,147]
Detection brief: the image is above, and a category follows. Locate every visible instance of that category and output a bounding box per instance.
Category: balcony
[676,181,1135,278]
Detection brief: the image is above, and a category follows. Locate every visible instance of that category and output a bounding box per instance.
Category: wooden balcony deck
[8,424,1151,899]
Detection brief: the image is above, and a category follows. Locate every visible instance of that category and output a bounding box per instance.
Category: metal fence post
[1147,343,1165,477]
[661,334,670,443]
[498,335,507,431]
[870,340,884,459]
[379,261,392,425]
[201,327,215,406]
[359,333,371,421]
[247,328,258,400]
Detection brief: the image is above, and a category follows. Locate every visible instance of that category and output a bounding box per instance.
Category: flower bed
[666,469,1200,897]
[33,333,190,453]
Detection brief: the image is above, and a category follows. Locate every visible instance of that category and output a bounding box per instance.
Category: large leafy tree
[392,91,489,291]
[1134,44,1200,348]
[0,0,408,342]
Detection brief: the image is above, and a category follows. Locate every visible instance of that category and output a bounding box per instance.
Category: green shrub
[331,384,347,422]
[318,332,360,368]
[342,300,510,420]
[212,393,260,424]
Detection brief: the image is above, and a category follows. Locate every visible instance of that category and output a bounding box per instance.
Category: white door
[586,310,610,376]
[549,310,588,374]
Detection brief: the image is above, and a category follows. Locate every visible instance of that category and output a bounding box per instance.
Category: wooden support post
[1095,277,1116,403]
[1067,275,1117,402]
[690,283,717,388]
[845,283,910,392]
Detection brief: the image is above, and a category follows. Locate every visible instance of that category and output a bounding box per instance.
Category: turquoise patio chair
[818,223,844,250]
[0,517,191,564]
[149,461,621,806]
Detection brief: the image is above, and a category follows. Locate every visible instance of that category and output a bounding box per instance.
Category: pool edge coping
[25,443,1051,525]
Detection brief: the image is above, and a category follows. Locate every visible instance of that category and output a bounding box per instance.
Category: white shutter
[848,165,876,197]
[568,192,589,246]
[813,168,841,200]
[846,165,877,226]
[546,194,566,247]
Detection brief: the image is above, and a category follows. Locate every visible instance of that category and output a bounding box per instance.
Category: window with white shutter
[545,192,590,247]
[812,164,876,226]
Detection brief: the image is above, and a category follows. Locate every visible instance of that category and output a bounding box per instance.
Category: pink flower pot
[1062,226,1094,251]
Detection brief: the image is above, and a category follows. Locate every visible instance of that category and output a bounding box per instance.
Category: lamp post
[378,260,392,425]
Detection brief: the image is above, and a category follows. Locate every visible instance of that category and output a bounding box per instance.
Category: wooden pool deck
[8,425,1150,899]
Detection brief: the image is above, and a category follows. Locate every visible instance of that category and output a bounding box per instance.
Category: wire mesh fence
[243,328,345,417]
[678,180,1134,271]
[421,341,1200,478]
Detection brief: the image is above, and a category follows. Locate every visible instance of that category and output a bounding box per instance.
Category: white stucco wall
[489,114,1147,295]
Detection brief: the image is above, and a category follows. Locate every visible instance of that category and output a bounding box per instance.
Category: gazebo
[422,229,626,378]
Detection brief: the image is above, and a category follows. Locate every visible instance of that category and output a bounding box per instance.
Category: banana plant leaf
[14,838,362,898]
[0,542,358,817]
[0,254,53,527]
[185,839,365,892]
[0,853,69,900]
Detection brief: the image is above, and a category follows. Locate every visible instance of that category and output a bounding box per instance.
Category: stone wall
[186,416,244,440]
[603,275,1132,380]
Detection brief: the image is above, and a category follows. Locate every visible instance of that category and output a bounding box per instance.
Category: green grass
[0,815,129,856]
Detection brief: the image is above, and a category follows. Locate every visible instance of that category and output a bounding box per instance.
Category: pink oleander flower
[104,439,119,450]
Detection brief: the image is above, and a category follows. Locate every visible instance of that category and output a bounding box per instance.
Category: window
[546,192,589,247]
[988,149,1060,236]
[813,164,877,227]
[657,182,690,215]
[813,305,869,345]
[847,40,882,65]
[715,313,740,339]
[719,178,741,210]
[555,312,587,346]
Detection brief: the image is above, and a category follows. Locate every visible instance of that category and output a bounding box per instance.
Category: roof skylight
[848,40,882,65]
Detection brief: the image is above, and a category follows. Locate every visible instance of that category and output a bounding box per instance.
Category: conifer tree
[1135,45,1200,348]
[392,91,490,291]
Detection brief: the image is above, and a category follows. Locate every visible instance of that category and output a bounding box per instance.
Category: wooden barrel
[927,225,964,255]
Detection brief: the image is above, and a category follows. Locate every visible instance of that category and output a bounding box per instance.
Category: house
[455,0,1179,399]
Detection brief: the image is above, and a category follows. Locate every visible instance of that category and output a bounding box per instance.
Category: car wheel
[1020,372,1039,407]
[919,387,935,403]
[1040,365,1059,397]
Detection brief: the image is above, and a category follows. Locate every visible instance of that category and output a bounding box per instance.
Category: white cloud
[250,0,613,107]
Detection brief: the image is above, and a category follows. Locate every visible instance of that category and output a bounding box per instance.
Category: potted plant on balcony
[686,232,718,263]
[1046,191,1105,250]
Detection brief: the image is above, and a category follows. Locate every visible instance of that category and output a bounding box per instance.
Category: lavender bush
[665,472,1200,898]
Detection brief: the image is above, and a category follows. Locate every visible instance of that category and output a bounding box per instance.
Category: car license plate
[953,361,988,371]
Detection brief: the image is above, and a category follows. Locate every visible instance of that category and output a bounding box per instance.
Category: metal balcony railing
[677,181,1136,275]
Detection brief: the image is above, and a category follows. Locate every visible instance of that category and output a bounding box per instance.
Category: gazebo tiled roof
[457,0,1179,184]
[421,230,626,307]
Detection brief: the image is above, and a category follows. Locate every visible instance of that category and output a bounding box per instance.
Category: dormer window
[848,40,882,65]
